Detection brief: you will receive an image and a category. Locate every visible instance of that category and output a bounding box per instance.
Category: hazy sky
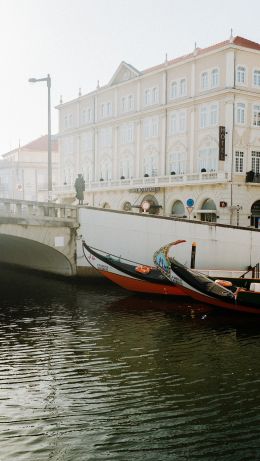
[0,0,259,154]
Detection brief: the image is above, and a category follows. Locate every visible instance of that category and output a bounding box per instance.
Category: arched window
[152,87,159,104]
[141,194,160,215]
[171,200,185,217]
[180,78,187,96]
[144,152,158,177]
[211,69,219,88]
[83,161,93,183]
[119,155,133,179]
[198,148,218,172]
[100,159,112,181]
[236,103,245,124]
[171,81,177,99]
[253,70,260,87]
[169,151,186,174]
[251,200,260,227]
[123,201,132,212]
[200,198,217,223]
[237,66,246,84]
[201,72,208,90]
[121,97,126,112]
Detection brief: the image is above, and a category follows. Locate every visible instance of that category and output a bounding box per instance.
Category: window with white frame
[200,106,207,128]
[101,102,112,118]
[253,105,260,127]
[200,104,218,128]
[144,86,159,105]
[253,70,260,87]
[100,128,112,148]
[62,136,74,184]
[170,78,187,99]
[236,102,245,124]
[121,97,126,112]
[121,94,134,113]
[120,155,133,179]
[144,152,158,176]
[128,95,134,110]
[144,119,150,139]
[87,108,92,122]
[120,123,134,144]
[100,159,112,180]
[81,132,93,151]
[198,148,218,172]
[201,68,220,90]
[201,72,208,90]
[64,115,68,129]
[152,117,159,137]
[180,79,187,97]
[83,161,93,183]
[169,151,186,174]
[170,111,186,134]
[252,151,260,173]
[210,104,218,126]
[236,66,246,84]
[143,117,159,139]
[235,151,244,172]
[152,87,159,104]
[81,107,92,124]
[179,111,186,132]
[211,68,219,88]
[170,113,177,135]
[69,114,73,127]
[144,88,151,106]
[107,102,112,116]
[170,81,177,99]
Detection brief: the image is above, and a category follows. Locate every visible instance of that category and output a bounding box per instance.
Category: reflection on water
[1,264,260,460]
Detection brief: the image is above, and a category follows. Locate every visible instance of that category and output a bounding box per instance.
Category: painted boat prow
[153,241,260,315]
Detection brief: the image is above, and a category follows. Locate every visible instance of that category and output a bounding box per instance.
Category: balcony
[53,171,231,196]
[245,171,260,184]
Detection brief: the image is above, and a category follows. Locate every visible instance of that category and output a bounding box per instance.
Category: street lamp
[28,74,52,199]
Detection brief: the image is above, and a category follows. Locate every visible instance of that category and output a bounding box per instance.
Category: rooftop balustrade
[53,171,231,195]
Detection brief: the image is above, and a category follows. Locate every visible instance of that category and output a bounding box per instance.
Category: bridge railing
[0,198,78,221]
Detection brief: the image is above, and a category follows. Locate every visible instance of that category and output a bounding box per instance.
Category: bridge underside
[0,234,73,276]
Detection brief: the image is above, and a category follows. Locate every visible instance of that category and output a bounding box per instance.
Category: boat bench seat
[250,283,260,292]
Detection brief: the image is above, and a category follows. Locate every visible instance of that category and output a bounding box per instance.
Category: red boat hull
[179,286,260,315]
[99,270,185,296]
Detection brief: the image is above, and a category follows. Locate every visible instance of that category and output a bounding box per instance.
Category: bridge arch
[0,234,74,276]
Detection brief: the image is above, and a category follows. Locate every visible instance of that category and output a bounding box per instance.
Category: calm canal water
[1,264,260,461]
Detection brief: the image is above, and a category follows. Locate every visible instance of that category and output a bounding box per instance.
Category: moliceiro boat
[82,240,185,296]
[154,241,260,315]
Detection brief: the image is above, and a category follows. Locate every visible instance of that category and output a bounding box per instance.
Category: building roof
[22,135,58,151]
[57,35,260,108]
[2,135,58,157]
[143,36,260,74]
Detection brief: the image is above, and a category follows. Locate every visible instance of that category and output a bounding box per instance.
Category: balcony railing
[245,171,260,183]
[53,171,231,195]
[0,198,78,221]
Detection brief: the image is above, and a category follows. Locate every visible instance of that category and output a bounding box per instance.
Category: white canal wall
[77,207,260,273]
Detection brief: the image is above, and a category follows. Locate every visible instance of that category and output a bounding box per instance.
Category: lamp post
[28,74,52,199]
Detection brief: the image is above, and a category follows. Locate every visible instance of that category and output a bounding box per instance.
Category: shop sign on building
[130,187,160,193]
[219,126,226,160]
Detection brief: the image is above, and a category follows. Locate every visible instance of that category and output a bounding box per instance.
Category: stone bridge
[0,199,79,276]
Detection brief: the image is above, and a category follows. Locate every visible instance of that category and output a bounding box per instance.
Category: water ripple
[0,266,260,460]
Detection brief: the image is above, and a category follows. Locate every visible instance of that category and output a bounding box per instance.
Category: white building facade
[0,135,59,202]
[56,35,260,227]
